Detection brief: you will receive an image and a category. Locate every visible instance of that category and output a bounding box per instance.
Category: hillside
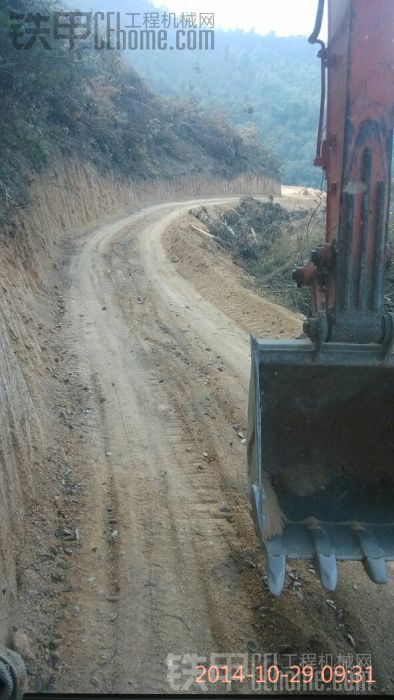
[69,0,322,186]
[130,29,321,186]
[0,0,279,224]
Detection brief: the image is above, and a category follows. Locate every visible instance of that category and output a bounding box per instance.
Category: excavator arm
[295,0,394,346]
[248,0,394,595]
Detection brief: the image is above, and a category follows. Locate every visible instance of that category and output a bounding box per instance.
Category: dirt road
[52,196,394,693]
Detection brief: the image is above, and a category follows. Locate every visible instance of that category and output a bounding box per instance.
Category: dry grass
[254,217,325,315]
[190,194,326,316]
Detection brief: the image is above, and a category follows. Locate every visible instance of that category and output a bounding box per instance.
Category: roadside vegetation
[190,195,324,316]
[191,191,394,316]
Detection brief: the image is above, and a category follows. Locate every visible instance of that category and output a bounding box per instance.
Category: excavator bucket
[248,337,394,595]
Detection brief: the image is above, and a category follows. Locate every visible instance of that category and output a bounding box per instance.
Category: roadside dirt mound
[0,228,58,646]
[164,211,303,340]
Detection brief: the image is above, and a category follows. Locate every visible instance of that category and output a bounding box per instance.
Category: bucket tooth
[316,554,338,590]
[364,556,387,584]
[310,527,338,590]
[356,528,388,584]
[267,553,286,596]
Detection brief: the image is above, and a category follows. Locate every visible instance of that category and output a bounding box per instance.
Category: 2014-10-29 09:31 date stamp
[167,652,375,693]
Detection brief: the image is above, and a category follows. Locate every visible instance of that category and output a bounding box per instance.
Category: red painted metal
[325,0,351,248]
[307,0,394,342]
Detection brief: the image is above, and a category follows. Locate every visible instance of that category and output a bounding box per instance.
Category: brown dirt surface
[18,194,394,694]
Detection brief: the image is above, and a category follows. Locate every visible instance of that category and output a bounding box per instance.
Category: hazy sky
[151,0,327,37]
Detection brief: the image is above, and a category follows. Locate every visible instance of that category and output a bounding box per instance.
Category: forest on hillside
[130,28,322,186]
[0,0,279,223]
[70,0,322,187]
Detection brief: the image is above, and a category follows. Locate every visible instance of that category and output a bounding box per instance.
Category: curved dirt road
[55,197,394,694]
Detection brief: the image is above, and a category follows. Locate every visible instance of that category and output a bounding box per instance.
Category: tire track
[55,197,394,694]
